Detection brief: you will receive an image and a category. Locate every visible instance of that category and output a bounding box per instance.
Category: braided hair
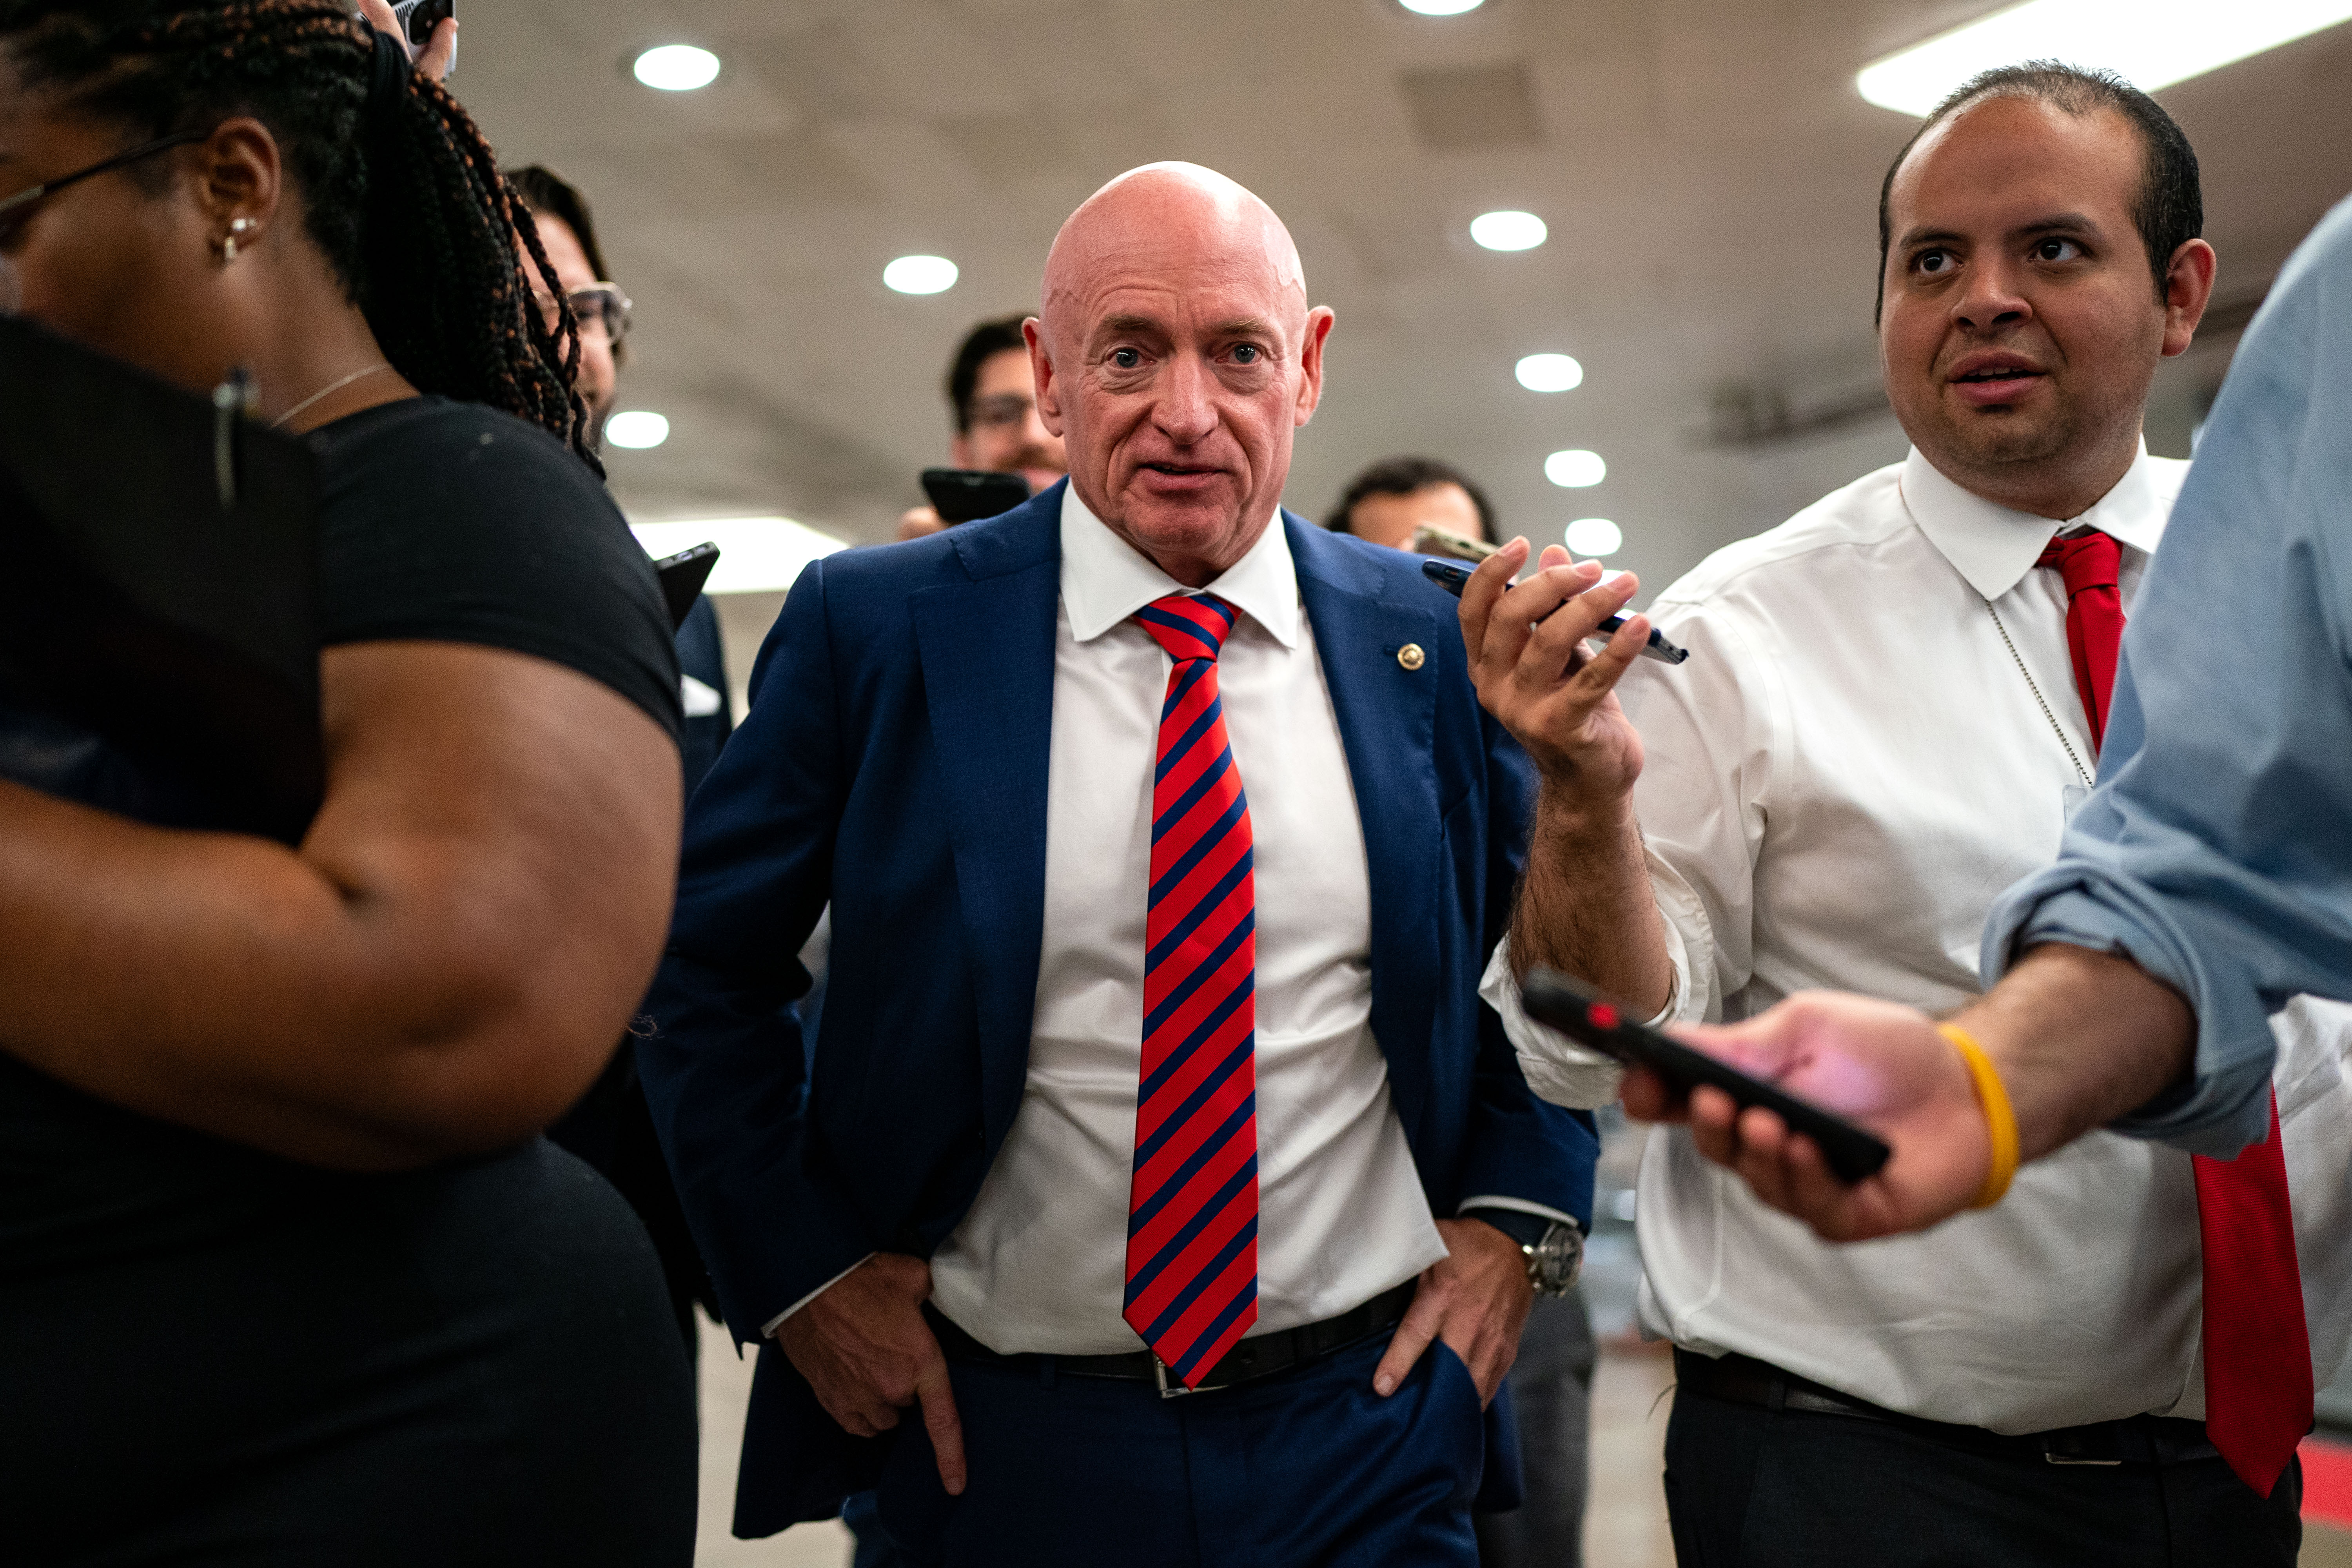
[0,0,592,459]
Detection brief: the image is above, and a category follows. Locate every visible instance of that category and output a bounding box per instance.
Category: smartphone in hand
[1521,967,1892,1182]
[1421,558,1690,666]
[392,0,454,48]
[921,468,1031,526]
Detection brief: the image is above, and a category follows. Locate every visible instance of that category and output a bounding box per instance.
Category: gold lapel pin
[1397,643,1426,671]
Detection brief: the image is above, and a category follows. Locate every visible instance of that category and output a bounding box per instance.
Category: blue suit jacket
[638,484,1597,1535]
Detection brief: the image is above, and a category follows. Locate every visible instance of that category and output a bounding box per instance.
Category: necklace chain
[269,362,391,430]
[1982,597,2092,791]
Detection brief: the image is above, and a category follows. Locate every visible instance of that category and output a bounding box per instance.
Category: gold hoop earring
[222,216,253,262]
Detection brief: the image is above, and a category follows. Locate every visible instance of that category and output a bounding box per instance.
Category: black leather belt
[1673,1349,2222,1466]
[929,1281,1417,1399]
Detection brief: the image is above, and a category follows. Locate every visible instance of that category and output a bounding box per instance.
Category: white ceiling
[456,0,2352,597]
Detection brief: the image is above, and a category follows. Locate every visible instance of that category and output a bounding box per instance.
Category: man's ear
[193,116,282,250]
[2160,238,2217,358]
[949,432,975,467]
[1025,316,1065,437]
[1294,306,1336,427]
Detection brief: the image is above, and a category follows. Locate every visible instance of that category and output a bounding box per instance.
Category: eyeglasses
[969,391,1037,430]
[0,130,207,225]
[533,281,632,343]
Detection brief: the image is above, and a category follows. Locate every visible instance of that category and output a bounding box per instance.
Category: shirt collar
[1058,483,1301,649]
[1898,440,2169,601]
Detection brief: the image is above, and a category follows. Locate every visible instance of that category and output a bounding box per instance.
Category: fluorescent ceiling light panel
[884,255,959,295]
[1400,0,1486,13]
[631,517,848,596]
[1515,353,1584,392]
[1857,0,2352,116]
[633,45,720,92]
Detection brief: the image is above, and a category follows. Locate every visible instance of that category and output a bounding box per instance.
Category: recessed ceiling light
[1470,210,1547,252]
[1564,517,1623,557]
[1545,448,1606,488]
[1515,353,1584,392]
[633,44,720,92]
[1856,0,2352,117]
[883,255,959,295]
[606,410,670,449]
[1400,0,1485,13]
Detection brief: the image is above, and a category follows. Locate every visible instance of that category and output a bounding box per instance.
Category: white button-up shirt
[1489,446,2352,1433]
[926,488,1456,1355]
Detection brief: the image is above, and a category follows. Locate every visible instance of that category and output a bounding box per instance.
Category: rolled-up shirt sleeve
[1483,926,1641,1108]
[1983,194,2352,1156]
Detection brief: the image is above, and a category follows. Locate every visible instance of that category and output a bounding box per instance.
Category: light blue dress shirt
[1984,194,2352,1157]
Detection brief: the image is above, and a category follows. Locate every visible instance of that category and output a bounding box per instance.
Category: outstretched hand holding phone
[1628,944,2194,1244]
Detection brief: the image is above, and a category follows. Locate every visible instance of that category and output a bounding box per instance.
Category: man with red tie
[639,162,1595,1563]
[1460,64,2352,1565]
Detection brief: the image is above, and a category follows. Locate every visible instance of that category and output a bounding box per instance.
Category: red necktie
[1123,593,1259,1387]
[2040,532,2312,1496]
[2037,532,2126,751]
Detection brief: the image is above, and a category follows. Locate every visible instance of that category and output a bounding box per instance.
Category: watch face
[1530,1223,1585,1296]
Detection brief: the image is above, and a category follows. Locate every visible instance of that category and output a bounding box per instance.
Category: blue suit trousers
[872,1334,1485,1567]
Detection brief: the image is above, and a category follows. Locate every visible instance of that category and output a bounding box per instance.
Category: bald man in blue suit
[639,163,1595,1566]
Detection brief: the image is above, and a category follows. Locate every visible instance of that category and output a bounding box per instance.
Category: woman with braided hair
[0,3,696,1562]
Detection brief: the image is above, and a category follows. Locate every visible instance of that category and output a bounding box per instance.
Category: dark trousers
[1662,1383,2301,1568]
[871,1332,1485,1567]
[4,1141,697,1567]
[1474,1287,1597,1567]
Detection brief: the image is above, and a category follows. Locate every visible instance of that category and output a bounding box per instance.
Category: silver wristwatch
[1520,1220,1584,1298]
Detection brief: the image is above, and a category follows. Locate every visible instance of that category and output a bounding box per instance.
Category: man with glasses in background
[506,165,730,785]
[506,164,730,1365]
[896,314,1069,539]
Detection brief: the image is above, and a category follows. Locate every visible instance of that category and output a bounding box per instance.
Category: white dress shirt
[925,489,1454,1355]
[1490,446,2352,1432]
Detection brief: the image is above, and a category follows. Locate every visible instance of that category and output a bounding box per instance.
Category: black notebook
[0,314,324,843]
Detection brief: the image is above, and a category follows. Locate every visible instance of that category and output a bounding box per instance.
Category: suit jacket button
[1397,642,1426,671]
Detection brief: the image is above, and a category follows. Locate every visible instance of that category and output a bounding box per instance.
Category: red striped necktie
[1123,592,1260,1388]
[2039,531,2312,1497]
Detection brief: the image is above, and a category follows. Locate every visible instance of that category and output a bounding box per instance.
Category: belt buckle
[2042,1432,2123,1466]
[1153,1357,1197,1400]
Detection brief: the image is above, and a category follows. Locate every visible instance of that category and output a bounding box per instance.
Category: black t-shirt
[315,396,681,737]
[0,396,680,1276]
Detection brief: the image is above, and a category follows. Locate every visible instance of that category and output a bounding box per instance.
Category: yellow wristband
[1939,1024,2019,1209]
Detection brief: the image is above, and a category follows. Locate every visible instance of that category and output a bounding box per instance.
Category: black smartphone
[922,468,1031,525]
[652,542,719,630]
[1520,967,1892,1183]
[1420,557,1690,666]
[392,0,454,48]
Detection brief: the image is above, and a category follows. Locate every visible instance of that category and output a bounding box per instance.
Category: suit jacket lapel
[911,492,1062,1143]
[1286,515,1450,1139]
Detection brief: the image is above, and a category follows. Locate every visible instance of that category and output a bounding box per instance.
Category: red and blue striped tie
[1123,592,1259,1387]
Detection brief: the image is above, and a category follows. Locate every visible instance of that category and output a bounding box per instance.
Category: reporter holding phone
[1460,66,2352,1565]
[0,3,692,1562]
[894,312,1067,539]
